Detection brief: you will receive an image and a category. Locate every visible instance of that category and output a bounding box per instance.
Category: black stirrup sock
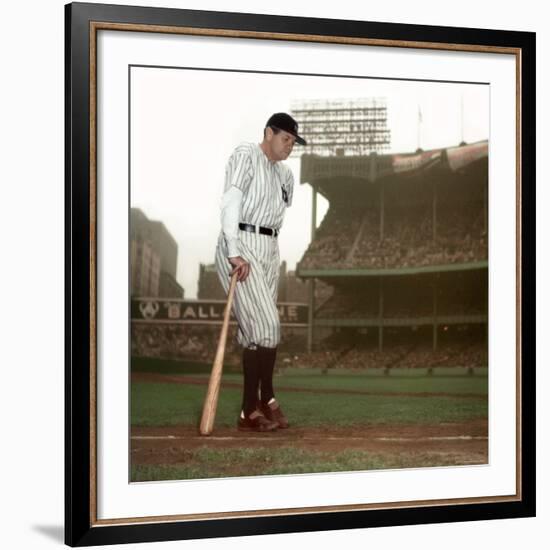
[242,347,260,416]
[257,345,277,404]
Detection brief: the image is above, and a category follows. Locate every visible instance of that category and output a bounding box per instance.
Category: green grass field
[131,379,487,428]
[131,447,477,482]
[130,359,488,481]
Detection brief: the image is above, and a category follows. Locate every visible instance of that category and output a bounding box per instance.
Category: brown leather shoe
[237,410,278,432]
[259,399,289,429]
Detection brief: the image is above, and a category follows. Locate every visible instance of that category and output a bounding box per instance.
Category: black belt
[239,222,279,237]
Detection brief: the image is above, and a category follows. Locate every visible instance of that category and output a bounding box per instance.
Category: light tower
[290,97,391,157]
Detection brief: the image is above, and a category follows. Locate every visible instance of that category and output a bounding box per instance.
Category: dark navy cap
[266,113,307,145]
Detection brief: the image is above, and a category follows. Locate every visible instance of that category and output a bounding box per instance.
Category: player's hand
[228,256,250,282]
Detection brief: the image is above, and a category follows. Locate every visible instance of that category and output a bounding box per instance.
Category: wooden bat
[199,271,238,436]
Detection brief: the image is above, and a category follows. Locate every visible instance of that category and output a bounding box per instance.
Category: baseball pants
[215,230,280,349]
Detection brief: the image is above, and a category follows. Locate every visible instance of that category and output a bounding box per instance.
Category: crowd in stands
[131,322,487,370]
[314,283,485,320]
[316,301,485,319]
[437,302,486,316]
[278,342,487,370]
[315,289,378,318]
[298,200,487,271]
[299,202,364,267]
[131,323,308,364]
[131,323,242,365]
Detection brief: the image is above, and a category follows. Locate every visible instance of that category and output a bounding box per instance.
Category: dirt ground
[131,419,488,467]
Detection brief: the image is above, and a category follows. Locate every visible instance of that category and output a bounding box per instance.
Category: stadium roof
[300,140,488,198]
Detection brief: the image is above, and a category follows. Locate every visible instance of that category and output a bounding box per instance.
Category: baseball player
[215,113,307,432]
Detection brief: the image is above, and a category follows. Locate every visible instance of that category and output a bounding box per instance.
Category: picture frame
[65,1,535,546]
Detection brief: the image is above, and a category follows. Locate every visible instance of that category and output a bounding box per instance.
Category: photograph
[129,66,490,482]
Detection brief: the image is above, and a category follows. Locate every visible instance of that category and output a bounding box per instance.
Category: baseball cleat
[259,399,289,429]
[237,410,278,432]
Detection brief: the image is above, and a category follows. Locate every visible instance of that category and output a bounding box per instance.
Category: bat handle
[226,270,238,307]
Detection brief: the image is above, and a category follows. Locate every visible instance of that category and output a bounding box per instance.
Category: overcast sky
[130,67,489,298]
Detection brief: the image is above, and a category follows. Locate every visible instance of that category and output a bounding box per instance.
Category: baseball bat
[199,271,238,436]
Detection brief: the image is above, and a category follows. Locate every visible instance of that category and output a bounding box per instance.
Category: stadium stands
[295,141,488,366]
[276,342,487,370]
[298,200,487,270]
[131,322,487,370]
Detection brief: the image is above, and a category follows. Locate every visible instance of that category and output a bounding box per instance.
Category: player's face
[268,128,296,161]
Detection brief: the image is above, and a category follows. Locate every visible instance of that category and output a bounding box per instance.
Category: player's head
[262,113,306,161]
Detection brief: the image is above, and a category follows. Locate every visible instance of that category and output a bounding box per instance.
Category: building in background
[197,263,225,300]
[148,220,178,279]
[130,208,184,298]
[130,234,160,298]
[159,271,184,299]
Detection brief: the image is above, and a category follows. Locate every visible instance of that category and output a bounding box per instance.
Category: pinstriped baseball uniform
[215,142,294,349]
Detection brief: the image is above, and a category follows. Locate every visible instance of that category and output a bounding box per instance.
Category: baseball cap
[265,113,307,145]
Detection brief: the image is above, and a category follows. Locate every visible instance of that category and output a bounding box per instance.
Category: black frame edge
[72,500,535,547]
[68,1,533,47]
[520,30,536,519]
[64,2,73,545]
[65,1,93,546]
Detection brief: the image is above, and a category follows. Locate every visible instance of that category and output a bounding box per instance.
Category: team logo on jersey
[281,186,288,204]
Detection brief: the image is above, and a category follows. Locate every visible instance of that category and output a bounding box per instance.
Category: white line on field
[131,435,487,442]
[377,436,487,442]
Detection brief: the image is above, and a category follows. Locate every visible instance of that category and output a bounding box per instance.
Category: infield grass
[131,377,487,428]
[131,446,485,481]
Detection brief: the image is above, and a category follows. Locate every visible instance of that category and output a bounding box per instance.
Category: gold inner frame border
[87,19,523,527]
